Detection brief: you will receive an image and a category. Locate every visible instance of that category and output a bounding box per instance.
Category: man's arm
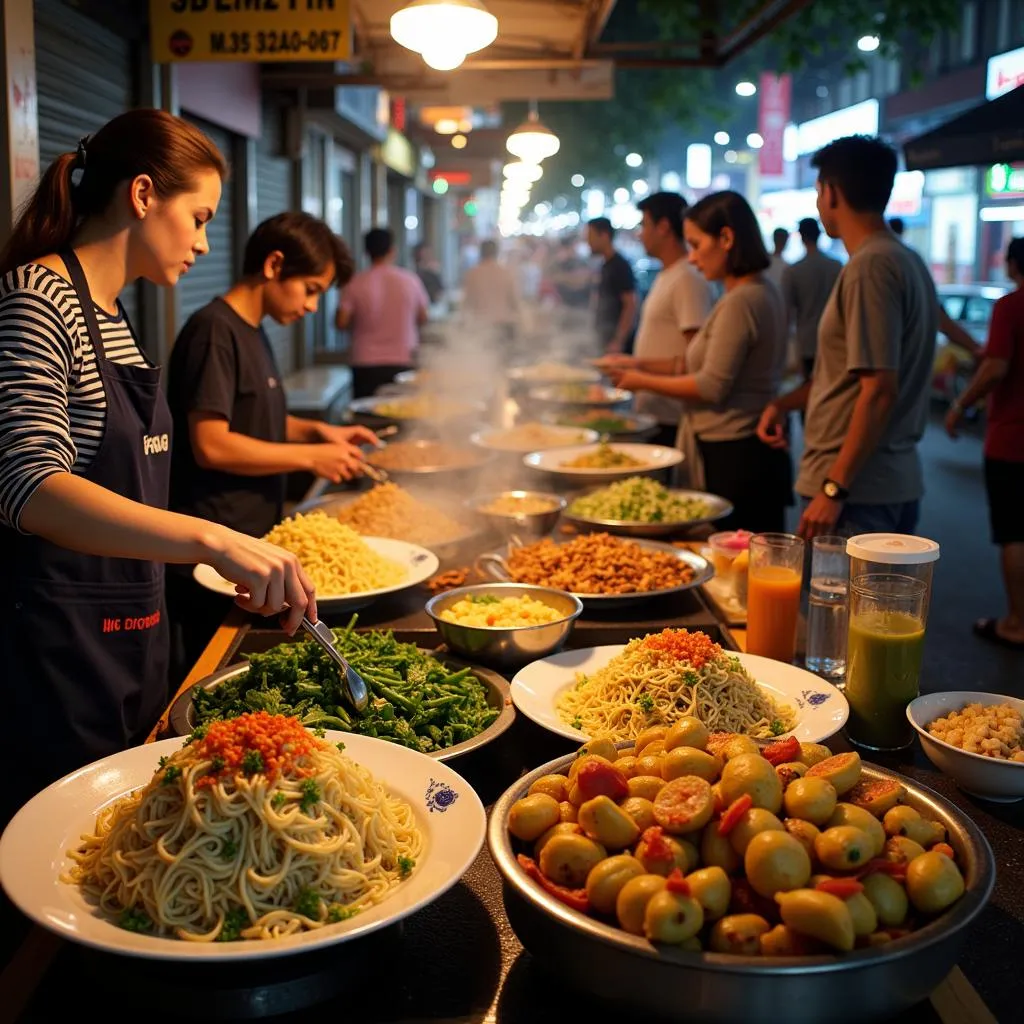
[606,290,637,353]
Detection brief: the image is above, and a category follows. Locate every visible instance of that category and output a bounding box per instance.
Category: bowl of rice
[426,583,583,667]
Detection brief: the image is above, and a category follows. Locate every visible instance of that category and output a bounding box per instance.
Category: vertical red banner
[758,72,791,176]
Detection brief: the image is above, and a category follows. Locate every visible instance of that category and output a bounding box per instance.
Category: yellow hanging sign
[149,0,351,63]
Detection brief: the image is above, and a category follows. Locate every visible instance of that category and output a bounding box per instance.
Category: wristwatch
[821,478,850,501]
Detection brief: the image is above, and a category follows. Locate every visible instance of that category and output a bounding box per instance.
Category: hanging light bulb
[503,161,543,183]
[506,104,560,163]
[390,0,498,72]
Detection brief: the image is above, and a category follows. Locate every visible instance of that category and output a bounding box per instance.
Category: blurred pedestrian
[782,218,841,380]
[413,242,445,306]
[460,239,521,342]
[627,191,714,448]
[336,228,430,398]
[946,237,1024,650]
[598,191,791,533]
[757,135,937,539]
[587,216,637,354]
[766,226,790,289]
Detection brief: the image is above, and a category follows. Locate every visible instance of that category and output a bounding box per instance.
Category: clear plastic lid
[845,533,940,565]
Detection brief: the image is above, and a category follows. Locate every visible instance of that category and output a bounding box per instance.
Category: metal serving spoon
[300,616,369,712]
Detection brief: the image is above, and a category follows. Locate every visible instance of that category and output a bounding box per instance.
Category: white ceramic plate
[193,536,440,609]
[470,424,600,453]
[0,731,485,961]
[510,644,848,744]
[506,363,601,385]
[523,444,684,483]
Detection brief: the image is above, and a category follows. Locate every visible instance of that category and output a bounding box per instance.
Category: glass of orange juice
[746,533,804,663]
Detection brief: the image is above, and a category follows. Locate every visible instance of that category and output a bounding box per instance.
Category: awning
[904,85,1024,170]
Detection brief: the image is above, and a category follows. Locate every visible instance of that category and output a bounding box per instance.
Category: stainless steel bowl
[465,490,566,541]
[489,755,995,1024]
[562,487,735,537]
[425,583,583,668]
[366,440,496,485]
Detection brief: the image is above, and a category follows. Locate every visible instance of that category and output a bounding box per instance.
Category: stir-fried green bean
[192,615,499,753]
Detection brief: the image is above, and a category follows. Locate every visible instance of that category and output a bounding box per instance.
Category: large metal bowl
[527,383,633,412]
[425,583,583,669]
[168,651,515,761]
[347,394,487,424]
[489,755,995,1024]
[562,486,735,537]
[366,439,496,485]
[464,490,566,542]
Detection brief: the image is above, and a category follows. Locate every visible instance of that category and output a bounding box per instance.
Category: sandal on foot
[973,618,1024,651]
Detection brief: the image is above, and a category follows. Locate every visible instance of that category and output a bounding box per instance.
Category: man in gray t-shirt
[757,135,938,538]
[782,218,842,377]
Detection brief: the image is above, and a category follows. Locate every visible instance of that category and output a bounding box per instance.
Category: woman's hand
[756,403,789,450]
[202,529,317,633]
[592,354,638,372]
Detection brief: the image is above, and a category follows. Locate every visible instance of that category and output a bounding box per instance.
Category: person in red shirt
[946,237,1024,649]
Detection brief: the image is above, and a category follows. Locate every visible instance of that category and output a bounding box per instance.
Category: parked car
[932,282,1009,403]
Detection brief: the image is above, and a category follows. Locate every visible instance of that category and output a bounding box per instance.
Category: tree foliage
[524,0,960,202]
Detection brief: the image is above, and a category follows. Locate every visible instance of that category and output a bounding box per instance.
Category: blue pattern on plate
[795,689,832,709]
[425,778,459,813]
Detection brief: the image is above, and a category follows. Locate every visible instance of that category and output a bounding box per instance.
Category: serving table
[1,561,1017,1024]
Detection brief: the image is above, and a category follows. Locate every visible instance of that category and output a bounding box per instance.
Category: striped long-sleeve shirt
[0,263,148,531]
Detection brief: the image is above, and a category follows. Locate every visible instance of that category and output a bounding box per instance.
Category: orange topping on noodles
[639,628,722,669]
[190,712,319,788]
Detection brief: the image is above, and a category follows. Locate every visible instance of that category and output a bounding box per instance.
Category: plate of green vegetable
[169,615,515,760]
[563,477,734,536]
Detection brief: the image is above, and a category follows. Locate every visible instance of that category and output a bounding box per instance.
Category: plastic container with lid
[845,533,940,622]
[707,530,752,602]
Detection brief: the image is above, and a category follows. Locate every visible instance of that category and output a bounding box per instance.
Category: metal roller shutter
[34,0,139,326]
[256,105,296,373]
[177,118,235,324]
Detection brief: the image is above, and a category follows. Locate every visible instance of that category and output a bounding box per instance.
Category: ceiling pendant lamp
[506,103,560,163]
[503,160,543,183]
[390,0,498,72]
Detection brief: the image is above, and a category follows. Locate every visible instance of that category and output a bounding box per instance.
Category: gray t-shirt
[797,232,937,504]
[685,276,787,441]
[782,249,842,360]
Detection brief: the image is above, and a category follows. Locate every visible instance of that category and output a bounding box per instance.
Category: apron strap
[59,247,109,361]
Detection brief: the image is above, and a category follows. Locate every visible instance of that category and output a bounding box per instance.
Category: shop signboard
[887,171,925,217]
[758,73,791,177]
[149,0,351,63]
[795,99,879,157]
[986,163,1024,197]
[986,45,1024,100]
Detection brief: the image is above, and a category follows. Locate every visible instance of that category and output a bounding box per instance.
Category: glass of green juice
[845,574,928,751]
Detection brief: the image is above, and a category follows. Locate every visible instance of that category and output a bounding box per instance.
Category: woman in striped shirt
[0,109,317,820]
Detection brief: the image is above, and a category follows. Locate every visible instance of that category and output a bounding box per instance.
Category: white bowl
[907,690,1024,803]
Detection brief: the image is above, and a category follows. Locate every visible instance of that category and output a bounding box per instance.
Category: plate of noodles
[0,713,486,960]
[523,443,684,484]
[347,395,486,423]
[509,630,848,744]
[192,511,440,608]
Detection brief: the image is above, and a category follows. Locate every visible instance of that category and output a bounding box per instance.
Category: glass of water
[805,535,849,684]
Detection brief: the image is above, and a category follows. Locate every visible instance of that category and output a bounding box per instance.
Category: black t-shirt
[595,252,636,346]
[167,297,288,539]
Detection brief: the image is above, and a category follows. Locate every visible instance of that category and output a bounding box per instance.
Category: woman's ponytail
[0,151,79,275]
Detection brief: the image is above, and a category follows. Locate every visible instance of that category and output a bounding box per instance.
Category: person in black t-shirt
[587,217,637,353]
[166,212,377,689]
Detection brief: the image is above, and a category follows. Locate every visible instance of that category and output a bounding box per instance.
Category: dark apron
[0,249,171,817]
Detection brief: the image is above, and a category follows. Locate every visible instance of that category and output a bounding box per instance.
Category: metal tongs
[300,616,369,711]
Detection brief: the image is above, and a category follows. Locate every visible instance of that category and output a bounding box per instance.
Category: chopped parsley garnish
[119,907,152,933]
[682,670,700,687]
[636,693,655,713]
[397,855,415,878]
[157,755,168,769]
[336,741,346,752]
[210,755,226,773]
[217,907,249,942]
[163,765,182,785]
[467,594,500,605]
[327,904,359,924]
[241,749,265,774]
[770,719,785,736]
[271,792,287,810]
[294,888,322,920]
[300,778,321,814]
[571,717,583,731]
[220,838,238,860]
[184,724,208,747]
[313,725,326,738]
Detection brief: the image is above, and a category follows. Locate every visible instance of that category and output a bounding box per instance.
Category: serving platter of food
[509,630,848,744]
[292,483,482,561]
[365,439,495,480]
[192,510,439,609]
[168,614,515,757]
[470,422,599,453]
[563,477,734,536]
[527,383,633,411]
[523,442,684,485]
[347,395,486,423]
[0,715,486,961]
[545,409,660,441]
[506,362,602,386]
[476,532,713,609]
[488,736,994,1023]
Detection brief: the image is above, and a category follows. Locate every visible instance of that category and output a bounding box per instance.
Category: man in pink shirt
[336,228,430,397]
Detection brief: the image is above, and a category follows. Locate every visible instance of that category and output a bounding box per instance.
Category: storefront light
[746,132,764,149]
[714,131,730,145]
[506,107,560,162]
[432,178,450,195]
[571,173,585,187]
[451,134,468,149]
[434,118,460,135]
[503,161,543,183]
[625,152,643,168]
[390,0,498,72]
[724,150,738,164]
[980,204,1024,221]
[735,81,757,97]
[857,35,880,52]
[632,179,649,196]
[613,187,629,204]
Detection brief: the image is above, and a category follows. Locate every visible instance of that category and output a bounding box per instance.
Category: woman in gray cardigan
[599,190,792,532]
